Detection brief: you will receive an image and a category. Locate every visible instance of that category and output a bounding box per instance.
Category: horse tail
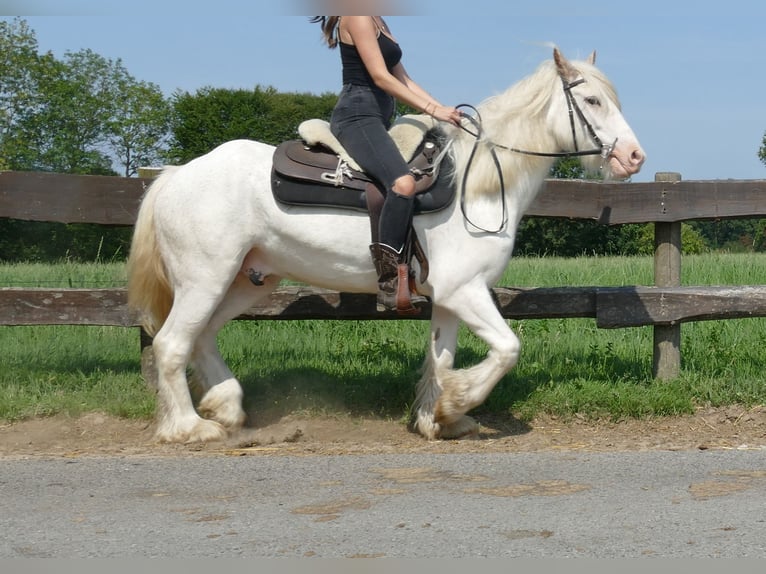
[126,167,177,337]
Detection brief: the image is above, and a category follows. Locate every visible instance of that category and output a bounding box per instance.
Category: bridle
[456,74,618,233]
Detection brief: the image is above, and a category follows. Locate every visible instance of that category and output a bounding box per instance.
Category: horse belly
[258,228,380,292]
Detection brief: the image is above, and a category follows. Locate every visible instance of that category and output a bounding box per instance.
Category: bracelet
[424,102,435,116]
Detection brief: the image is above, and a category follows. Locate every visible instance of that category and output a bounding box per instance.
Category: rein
[455,76,617,234]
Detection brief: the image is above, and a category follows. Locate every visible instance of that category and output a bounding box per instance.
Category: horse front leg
[427,283,520,437]
[415,306,479,439]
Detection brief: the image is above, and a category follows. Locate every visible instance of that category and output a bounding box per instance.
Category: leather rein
[455,75,617,234]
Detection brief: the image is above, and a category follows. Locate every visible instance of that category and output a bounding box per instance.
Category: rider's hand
[428,104,462,127]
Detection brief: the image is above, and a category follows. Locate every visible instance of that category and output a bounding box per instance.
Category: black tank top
[339,31,402,86]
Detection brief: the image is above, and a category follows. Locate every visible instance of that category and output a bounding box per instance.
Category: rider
[311,15,461,313]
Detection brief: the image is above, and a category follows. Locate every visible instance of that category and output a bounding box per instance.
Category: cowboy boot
[369,243,428,315]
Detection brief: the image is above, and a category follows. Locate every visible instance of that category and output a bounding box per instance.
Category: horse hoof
[413,411,440,440]
[438,415,480,440]
[413,411,479,441]
[155,417,227,444]
[433,394,463,427]
[197,379,246,429]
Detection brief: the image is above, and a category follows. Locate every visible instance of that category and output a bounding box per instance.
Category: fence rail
[3,284,766,328]
[2,170,766,380]
[3,170,766,225]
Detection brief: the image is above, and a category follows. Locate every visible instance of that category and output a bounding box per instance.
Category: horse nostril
[631,148,646,166]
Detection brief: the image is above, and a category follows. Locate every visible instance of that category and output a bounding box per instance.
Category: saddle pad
[272,153,456,215]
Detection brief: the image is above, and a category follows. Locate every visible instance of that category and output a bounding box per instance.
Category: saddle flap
[273,140,372,191]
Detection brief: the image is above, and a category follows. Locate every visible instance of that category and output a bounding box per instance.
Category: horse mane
[449,55,619,205]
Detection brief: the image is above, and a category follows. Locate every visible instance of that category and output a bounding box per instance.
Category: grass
[1,254,765,424]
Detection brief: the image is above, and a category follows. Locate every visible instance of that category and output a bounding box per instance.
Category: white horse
[127,48,645,443]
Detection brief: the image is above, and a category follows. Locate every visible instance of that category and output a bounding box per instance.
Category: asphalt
[2,449,765,558]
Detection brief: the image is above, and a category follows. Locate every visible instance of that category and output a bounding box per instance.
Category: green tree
[0,17,43,171]
[0,19,170,261]
[759,131,766,167]
[167,86,337,163]
[106,77,171,177]
[19,49,121,174]
[2,19,171,176]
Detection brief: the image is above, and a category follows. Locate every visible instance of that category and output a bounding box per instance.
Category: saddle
[271,115,455,218]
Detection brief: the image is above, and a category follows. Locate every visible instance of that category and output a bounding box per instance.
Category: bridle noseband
[456,73,617,233]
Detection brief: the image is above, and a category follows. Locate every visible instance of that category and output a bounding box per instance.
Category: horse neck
[450,112,557,213]
[451,75,564,210]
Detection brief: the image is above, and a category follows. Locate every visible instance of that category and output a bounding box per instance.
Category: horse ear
[553,48,578,81]
[588,50,597,65]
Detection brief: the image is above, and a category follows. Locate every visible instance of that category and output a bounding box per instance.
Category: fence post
[652,172,682,379]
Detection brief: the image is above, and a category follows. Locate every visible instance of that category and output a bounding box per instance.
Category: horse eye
[585,96,601,106]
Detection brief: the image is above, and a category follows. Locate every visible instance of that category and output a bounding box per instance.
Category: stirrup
[393,262,425,315]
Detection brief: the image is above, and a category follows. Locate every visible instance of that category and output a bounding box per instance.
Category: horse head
[550,48,645,179]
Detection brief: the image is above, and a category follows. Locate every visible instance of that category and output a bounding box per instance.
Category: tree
[0,18,42,171]
[18,49,122,174]
[106,77,171,177]
[167,86,337,163]
[759,131,766,167]
[0,19,171,260]
[6,38,171,176]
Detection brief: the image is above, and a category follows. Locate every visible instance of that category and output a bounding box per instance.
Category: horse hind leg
[151,290,230,443]
[193,273,281,430]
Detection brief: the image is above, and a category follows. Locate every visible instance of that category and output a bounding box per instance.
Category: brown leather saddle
[270,134,455,219]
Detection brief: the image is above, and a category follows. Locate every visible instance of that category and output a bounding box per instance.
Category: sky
[2,0,766,183]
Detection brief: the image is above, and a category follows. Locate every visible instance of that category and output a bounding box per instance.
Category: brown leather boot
[369,243,428,315]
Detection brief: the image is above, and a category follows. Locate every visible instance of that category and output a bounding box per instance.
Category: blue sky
[2,0,765,182]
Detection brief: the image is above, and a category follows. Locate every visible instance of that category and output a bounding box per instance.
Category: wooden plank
[3,171,765,227]
[0,171,149,225]
[493,286,597,319]
[528,179,766,224]
[0,288,136,326]
[237,286,600,321]
[657,180,766,222]
[5,285,766,328]
[0,286,599,326]
[238,288,384,320]
[596,286,766,328]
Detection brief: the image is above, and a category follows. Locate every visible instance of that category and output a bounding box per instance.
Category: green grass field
[1,254,765,424]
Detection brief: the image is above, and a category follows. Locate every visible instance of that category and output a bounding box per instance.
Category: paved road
[2,449,765,558]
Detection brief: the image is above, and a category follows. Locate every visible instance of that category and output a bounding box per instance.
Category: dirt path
[1,405,765,458]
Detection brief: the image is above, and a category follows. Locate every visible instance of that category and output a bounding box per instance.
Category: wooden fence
[2,169,766,381]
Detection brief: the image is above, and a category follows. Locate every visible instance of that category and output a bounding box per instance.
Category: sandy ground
[1,405,765,458]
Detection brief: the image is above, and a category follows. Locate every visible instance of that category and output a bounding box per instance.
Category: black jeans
[330,83,410,192]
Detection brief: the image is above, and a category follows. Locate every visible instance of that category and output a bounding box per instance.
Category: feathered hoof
[154,416,227,444]
[414,411,479,441]
[197,379,246,429]
[438,415,480,440]
[433,391,464,428]
[198,397,246,430]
